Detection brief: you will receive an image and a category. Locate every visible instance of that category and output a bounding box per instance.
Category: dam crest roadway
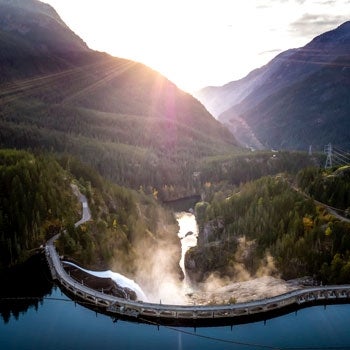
[45,189,350,325]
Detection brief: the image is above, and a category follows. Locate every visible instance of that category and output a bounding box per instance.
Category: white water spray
[63,261,148,301]
[176,212,198,291]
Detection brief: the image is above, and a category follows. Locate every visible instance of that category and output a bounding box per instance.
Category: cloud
[289,13,349,38]
[258,48,283,56]
[313,0,336,4]
[256,0,289,9]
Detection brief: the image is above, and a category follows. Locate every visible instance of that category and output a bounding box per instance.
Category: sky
[44,0,350,92]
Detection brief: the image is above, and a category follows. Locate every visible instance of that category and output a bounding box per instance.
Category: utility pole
[324,143,333,169]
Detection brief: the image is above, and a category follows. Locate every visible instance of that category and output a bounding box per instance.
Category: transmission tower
[324,144,350,168]
[324,143,333,169]
[308,145,312,156]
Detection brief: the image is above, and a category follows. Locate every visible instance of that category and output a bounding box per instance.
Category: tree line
[0,149,179,279]
[0,149,77,268]
[296,166,350,213]
[187,173,350,284]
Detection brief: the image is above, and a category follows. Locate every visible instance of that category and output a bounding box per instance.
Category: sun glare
[46,0,260,91]
[46,0,350,91]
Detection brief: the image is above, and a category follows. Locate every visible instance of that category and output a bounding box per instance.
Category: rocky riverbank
[185,276,311,305]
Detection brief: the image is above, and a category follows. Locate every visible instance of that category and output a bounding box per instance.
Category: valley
[0,0,350,338]
[195,22,350,152]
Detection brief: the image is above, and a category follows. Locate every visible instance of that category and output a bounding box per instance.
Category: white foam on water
[63,261,148,301]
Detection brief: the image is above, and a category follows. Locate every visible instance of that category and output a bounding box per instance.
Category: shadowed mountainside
[195,21,350,151]
[0,0,238,193]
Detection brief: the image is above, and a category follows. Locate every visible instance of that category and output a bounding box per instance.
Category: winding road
[74,194,91,227]
[292,183,350,223]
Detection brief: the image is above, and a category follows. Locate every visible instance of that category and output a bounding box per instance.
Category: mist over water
[130,211,200,305]
[62,213,199,305]
[63,213,298,306]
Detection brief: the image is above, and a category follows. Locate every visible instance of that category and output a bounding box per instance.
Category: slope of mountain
[0,0,237,195]
[195,21,350,151]
[194,49,297,118]
[0,0,90,80]
[186,175,350,285]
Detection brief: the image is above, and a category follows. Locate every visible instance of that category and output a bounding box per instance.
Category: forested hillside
[198,151,318,188]
[2,0,350,295]
[0,0,237,198]
[0,150,180,295]
[56,155,181,287]
[195,21,350,151]
[186,173,350,285]
[297,166,350,213]
[0,149,78,267]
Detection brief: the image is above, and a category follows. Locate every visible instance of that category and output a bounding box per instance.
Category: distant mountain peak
[0,0,63,22]
[196,21,350,151]
[333,20,350,33]
[0,0,88,54]
[307,20,350,50]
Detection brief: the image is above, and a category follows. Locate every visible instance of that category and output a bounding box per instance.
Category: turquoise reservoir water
[2,286,350,350]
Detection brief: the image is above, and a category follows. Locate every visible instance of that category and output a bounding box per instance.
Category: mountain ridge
[0,0,88,53]
[195,21,350,151]
[0,0,238,194]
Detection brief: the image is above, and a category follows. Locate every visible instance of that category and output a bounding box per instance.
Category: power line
[324,144,350,169]
[141,317,281,349]
[139,316,350,350]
